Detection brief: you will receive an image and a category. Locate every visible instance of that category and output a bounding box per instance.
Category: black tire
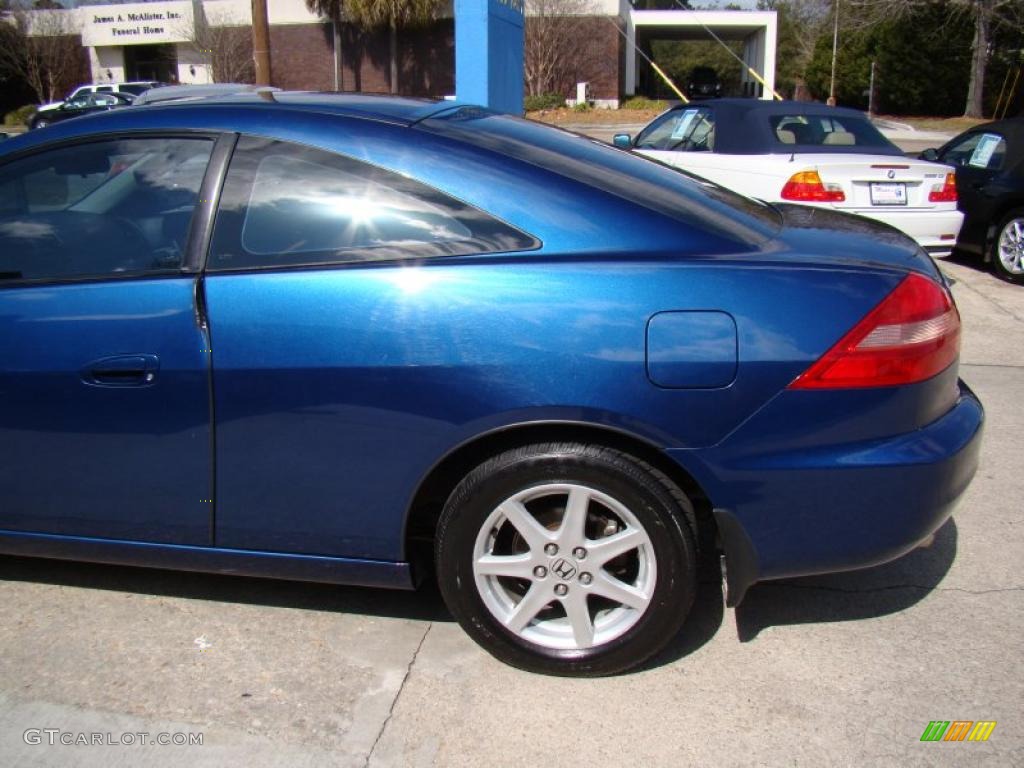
[435,442,697,676]
[990,208,1024,284]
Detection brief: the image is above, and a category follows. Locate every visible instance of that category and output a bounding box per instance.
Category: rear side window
[941,132,1006,171]
[419,110,779,245]
[0,137,213,282]
[770,114,894,149]
[635,108,715,152]
[208,136,537,270]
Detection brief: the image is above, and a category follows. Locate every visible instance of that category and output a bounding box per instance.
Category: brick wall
[269,23,335,92]
[269,19,454,97]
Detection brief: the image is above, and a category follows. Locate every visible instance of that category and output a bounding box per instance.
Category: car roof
[135,89,452,123]
[658,98,904,156]
[948,116,1024,171]
[967,116,1024,141]
[0,93,472,157]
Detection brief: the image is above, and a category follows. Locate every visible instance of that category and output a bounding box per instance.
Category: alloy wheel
[471,483,656,651]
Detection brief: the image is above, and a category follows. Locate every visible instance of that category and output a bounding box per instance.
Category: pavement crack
[363,622,431,768]
[953,275,1024,324]
[758,582,1024,596]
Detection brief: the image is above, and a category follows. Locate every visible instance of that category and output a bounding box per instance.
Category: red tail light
[781,171,846,203]
[789,274,960,389]
[928,172,958,203]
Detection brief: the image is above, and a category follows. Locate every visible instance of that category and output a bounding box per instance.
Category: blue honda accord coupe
[0,94,983,675]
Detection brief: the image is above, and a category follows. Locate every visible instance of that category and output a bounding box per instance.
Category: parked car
[36,81,164,115]
[615,99,964,256]
[132,83,281,105]
[921,118,1024,283]
[0,94,982,676]
[29,92,134,130]
[686,66,722,100]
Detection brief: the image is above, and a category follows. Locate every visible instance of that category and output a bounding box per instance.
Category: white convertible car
[616,99,963,256]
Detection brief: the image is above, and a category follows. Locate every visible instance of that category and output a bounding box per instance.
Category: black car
[30,92,134,130]
[686,66,721,100]
[923,117,1024,283]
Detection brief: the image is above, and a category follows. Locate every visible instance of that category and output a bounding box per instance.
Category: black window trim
[0,128,231,290]
[204,133,541,275]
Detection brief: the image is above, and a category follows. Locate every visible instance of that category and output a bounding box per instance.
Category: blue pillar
[455,0,525,115]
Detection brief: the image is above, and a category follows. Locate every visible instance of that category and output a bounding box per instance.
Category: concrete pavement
[1,257,1022,767]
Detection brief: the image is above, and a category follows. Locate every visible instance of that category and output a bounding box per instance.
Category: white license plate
[870,182,907,206]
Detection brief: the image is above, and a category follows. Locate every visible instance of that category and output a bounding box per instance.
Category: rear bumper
[670,379,984,605]
[846,207,963,256]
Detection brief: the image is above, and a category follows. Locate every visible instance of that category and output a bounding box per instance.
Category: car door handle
[81,354,159,387]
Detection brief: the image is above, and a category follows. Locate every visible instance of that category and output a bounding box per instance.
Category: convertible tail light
[928,172,958,203]
[780,171,846,203]
[789,273,960,389]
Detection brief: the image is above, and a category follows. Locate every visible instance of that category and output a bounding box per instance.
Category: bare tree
[0,3,79,102]
[848,0,1024,117]
[525,0,600,97]
[183,8,255,83]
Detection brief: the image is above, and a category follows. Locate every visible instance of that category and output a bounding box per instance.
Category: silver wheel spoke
[475,553,534,579]
[498,499,551,551]
[559,486,590,542]
[563,592,595,648]
[505,584,552,633]
[587,526,644,566]
[591,572,650,611]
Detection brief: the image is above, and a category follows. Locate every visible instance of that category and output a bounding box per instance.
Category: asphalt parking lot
[1,253,1022,767]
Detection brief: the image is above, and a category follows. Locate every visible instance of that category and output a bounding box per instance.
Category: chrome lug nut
[579,572,593,585]
[572,547,587,560]
[544,543,558,556]
[554,583,569,596]
[533,566,547,578]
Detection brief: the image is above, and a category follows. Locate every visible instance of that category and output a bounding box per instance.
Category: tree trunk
[333,20,343,92]
[389,19,397,95]
[964,0,992,118]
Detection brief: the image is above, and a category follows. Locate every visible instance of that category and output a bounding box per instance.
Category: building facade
[22,0,776,107]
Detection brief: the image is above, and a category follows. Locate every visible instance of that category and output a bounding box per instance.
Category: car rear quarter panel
[205,258,902,561]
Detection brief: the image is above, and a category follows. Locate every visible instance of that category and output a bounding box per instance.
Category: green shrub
[4,104,37,127]
[572,101,592,112]
[524,92,565,111]
[620,96,666,111]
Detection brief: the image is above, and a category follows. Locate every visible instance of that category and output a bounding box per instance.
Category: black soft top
[667,98,905,156]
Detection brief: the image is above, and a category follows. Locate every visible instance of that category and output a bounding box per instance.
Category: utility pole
[868,60,877,116]
[828,0,839,106]
[252,0,272,86]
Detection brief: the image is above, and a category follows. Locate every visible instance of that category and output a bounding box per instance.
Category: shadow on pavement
[938,250,991,278]
[1,518,953,667]
[0,554,455,623]
[735,517,958,642]
[636,531,726,673]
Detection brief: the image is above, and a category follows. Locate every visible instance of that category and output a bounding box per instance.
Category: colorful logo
[920,721,996,742]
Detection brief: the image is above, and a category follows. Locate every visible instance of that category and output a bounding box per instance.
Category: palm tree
[347,0,442,94]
